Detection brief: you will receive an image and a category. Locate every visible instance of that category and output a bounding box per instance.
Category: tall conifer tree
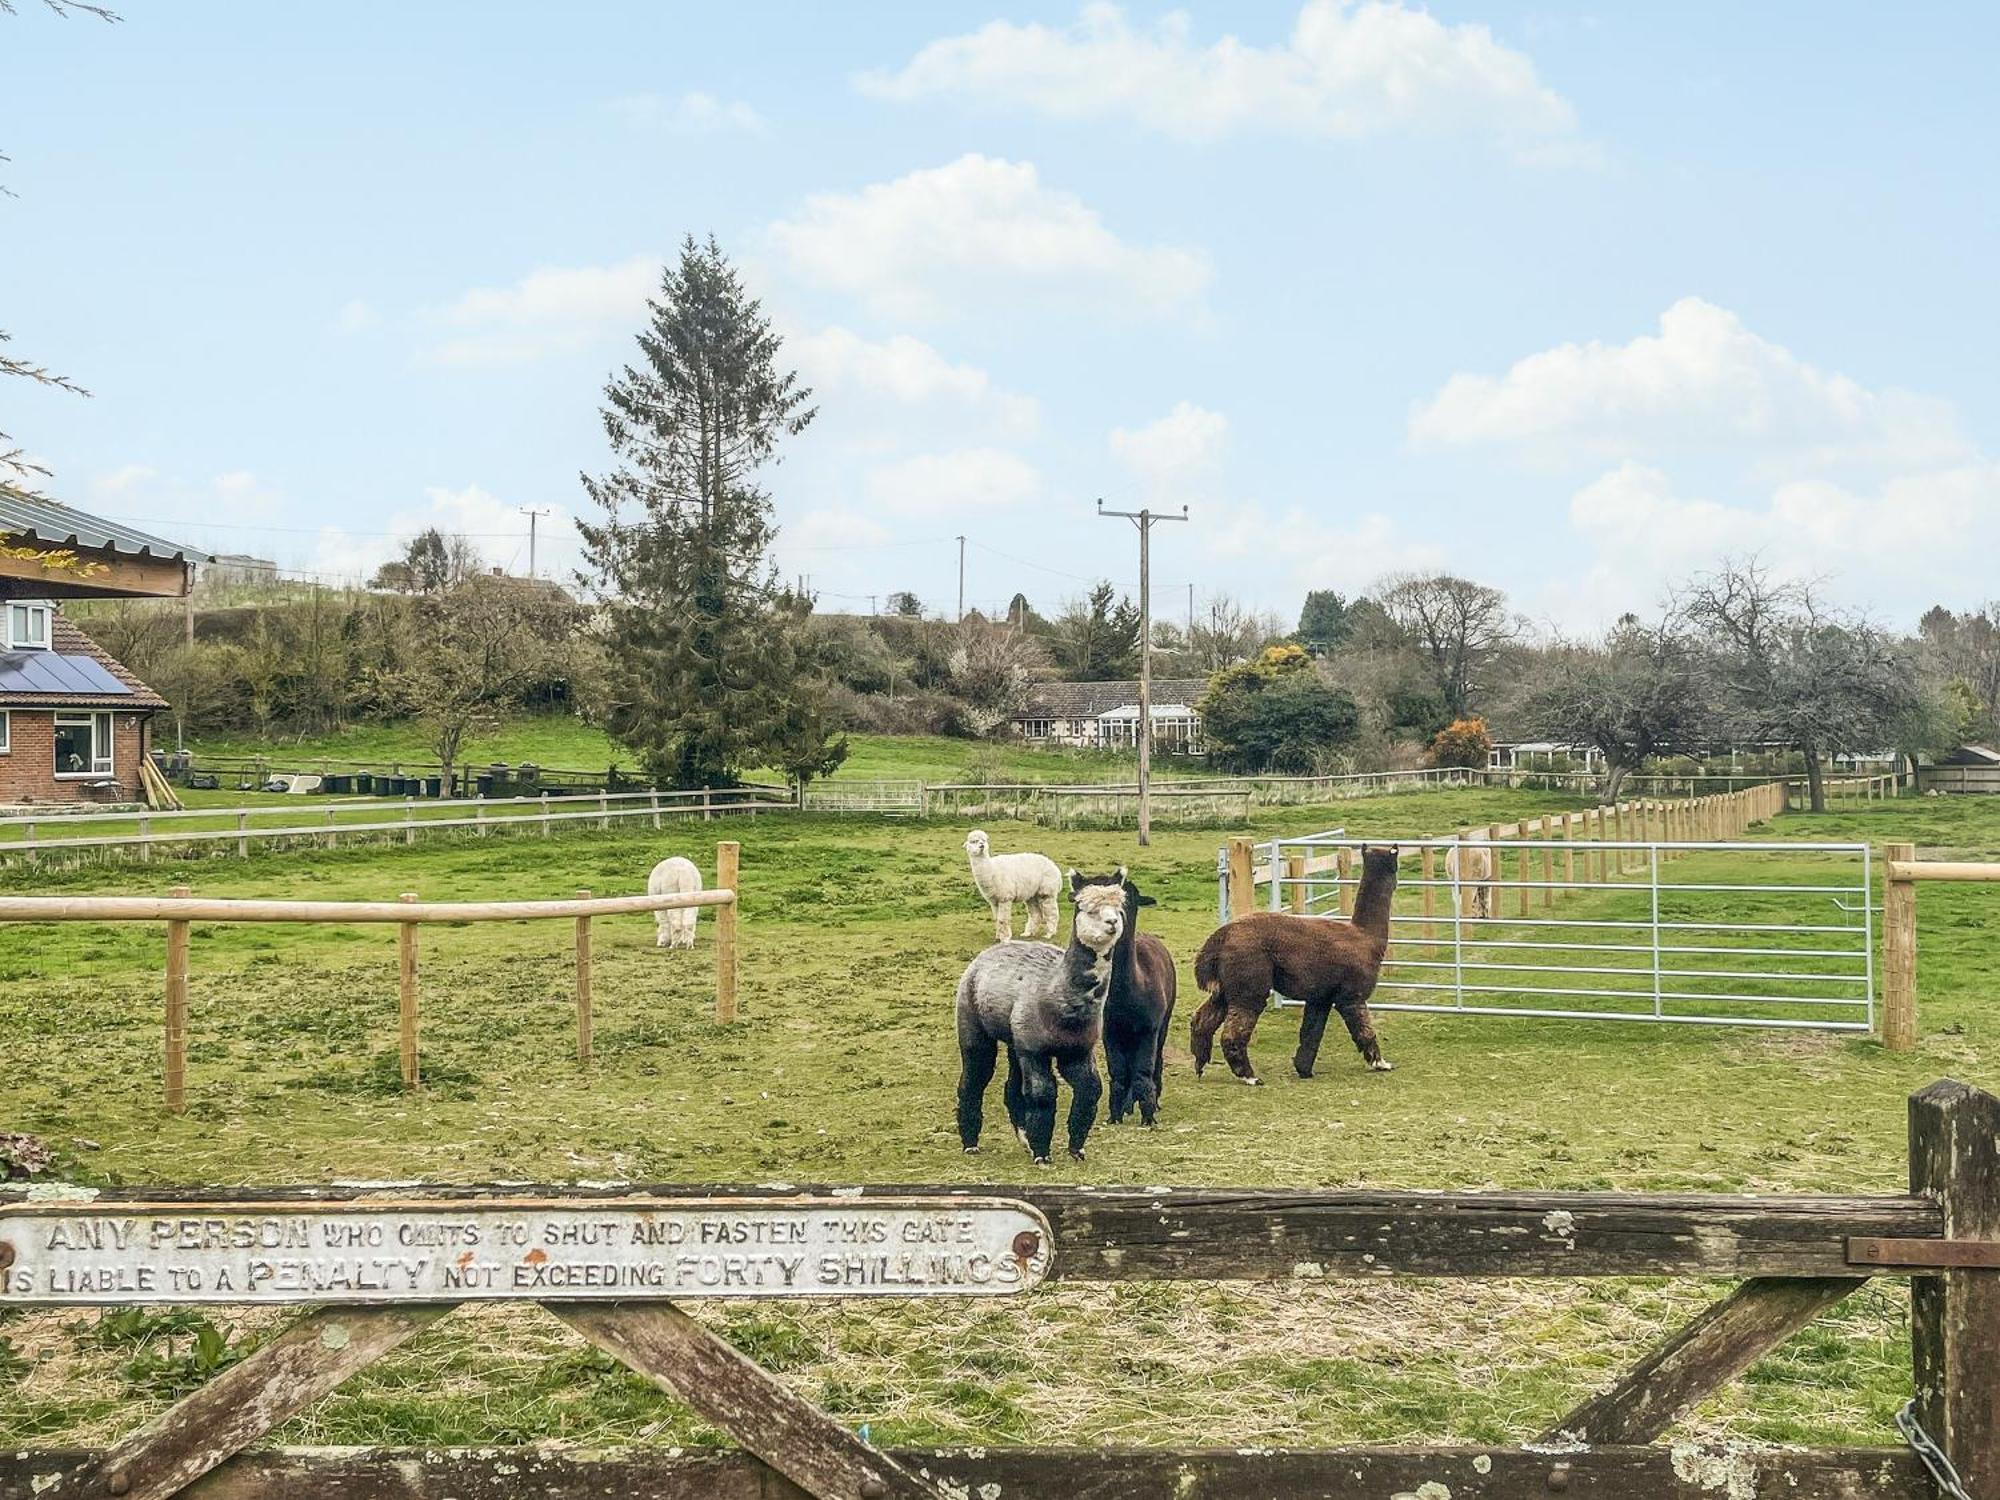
[578,237,846,788]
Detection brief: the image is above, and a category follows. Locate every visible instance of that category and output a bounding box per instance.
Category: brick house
[0,602,169,804]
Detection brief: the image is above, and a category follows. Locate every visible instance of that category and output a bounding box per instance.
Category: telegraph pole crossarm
[1096,499,1189,847]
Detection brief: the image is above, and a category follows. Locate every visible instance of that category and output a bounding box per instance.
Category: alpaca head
[1066,868,1130,954]
[1359,845,1401,883]
[964,830,990,860]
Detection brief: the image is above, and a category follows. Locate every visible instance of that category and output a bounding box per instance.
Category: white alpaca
[1443,839,1495,920]
[964,829,1061,943]
[647,856,703,949]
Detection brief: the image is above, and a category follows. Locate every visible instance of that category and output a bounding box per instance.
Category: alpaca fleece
[964,829,1062,943]
[1101,875,1176,1127]
[1443,839,1494,919]
[954,874,1124,1163]
[646,856,703,949]
[1190,845,1400,1084]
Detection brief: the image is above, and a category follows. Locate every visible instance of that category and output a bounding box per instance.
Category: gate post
[1227,837,1255,921]
[1883,842,1916,1052]
[1908,1080,2000,1495]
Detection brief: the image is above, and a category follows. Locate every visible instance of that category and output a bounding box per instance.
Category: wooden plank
[0,545,190,598]
[56,1306,451,1500]
[1909,1078,2000,1496]
[0,891,736,924]
[0,1443,1932,1499]
[550,1301,949,1500]
[1882,843,1916,1051]
[1886,859,2000,882]
[1539,1276,1863,1445]
[397,893,419,1090]
[574,888,593,1066]
[163,885,191,1115]
[715,842,740,1025]
[1,1184,1941,1281]
[1227,837,1254,919]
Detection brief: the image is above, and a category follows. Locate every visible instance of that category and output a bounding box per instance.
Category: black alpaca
[1102,873,1177,1126]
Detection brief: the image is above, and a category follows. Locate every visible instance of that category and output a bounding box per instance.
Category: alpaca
[1443,838,1494,920]
[1190,845,1401,1085]
[647,856,703,949]
[1101,873,1177,1128]
[964,829,1061,943]
[954,870,1126,1164]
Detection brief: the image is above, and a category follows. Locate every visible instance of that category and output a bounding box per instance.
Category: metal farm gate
[1221,831,1875,1033]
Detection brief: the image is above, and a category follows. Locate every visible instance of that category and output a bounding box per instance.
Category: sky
[5,1,1998,634]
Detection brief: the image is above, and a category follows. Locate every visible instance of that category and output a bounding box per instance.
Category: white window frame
[53,711,114,778]
[0,709,8,754]
[6,601,52,651]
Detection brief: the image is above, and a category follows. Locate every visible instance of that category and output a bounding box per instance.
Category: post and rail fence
[0,843,743,1113]
[0,1079,1993,1499]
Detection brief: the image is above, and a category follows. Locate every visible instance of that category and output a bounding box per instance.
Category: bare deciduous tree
[1522,613,1713,800]
[1376,573,1519,717]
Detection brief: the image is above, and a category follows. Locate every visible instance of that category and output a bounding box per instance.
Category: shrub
[1427,717,1494,769]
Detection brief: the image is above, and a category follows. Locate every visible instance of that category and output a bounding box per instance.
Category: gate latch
[1846,1236,2000,1269]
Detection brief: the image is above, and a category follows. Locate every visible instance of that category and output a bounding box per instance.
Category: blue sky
[6,2,1997,631]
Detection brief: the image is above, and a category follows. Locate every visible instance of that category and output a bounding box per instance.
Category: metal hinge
[1847,1236,2000,1269]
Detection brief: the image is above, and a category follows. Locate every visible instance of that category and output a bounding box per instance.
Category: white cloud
[309,484,576,585]
[767,154,1210,320]
[1202,502,1442,589]
[424,255,658,367]
[1411,297,1969,474]
[93,463,158,495]
[788,325,1039,437]
[1558,459,2000,627]
[334,298,380,334]
[1110,401,1229,491]
[864,448,1042,517]
[859,1,1584,159]
[609,91,767,134]
[783,508,895,553]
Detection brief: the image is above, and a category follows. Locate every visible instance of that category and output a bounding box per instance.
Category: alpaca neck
[1350,865,1397,938]
[1059,938,1114,1020]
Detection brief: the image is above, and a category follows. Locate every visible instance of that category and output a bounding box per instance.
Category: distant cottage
[1010,678,1208,756]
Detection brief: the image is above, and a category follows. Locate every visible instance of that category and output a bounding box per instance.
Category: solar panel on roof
[0,651,132,696]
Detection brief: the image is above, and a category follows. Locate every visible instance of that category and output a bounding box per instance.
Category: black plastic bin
[424,776,443,798]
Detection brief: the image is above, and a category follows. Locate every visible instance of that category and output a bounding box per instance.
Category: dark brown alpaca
[1190,845,1400,1084]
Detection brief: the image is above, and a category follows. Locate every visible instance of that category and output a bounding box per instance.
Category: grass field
[2,786,1995,1454]
[182,719,1170,787]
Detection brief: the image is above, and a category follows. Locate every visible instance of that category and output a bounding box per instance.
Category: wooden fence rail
[0,843,743,1111]
[0,1078,1992,1500]
[1880,849,2000,1053]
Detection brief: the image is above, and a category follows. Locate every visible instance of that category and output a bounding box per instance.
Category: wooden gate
[3,1079,1994,1499]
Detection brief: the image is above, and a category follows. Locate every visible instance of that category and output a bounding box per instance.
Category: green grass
[2,787,1994,1453]
[182,718,1172,786]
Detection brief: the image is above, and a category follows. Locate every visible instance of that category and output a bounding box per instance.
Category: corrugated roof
[0,650,130,696]
[1018,679,1210,720]
[0,496,210,562]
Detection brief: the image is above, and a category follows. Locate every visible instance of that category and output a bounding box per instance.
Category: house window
[53,712,114,777]
[1021,719,1053,739]
[0,710,8,754]
[7,602,51,650]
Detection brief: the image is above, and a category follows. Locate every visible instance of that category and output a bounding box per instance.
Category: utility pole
[1097,499,1188,846]
[520,507,550,578]
[956,535,966,622]
[1187,583,1194,644]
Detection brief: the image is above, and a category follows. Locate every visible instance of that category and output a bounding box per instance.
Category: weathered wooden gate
[3,1080,1994,1500]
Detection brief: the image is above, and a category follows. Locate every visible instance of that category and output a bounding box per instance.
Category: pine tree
[577,237,846,788]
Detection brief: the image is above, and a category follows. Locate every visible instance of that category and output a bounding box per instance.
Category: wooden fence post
[1332,846,1350,916]
[236,810,248,860]
[398,892,420,1089]
[163,885,190,1114]
[476,798,487,837]
[1516,835,1532,918]
[703,788,714,823]
[1285,854,1307,915]
[1908,1079,2000,1495]
[599,791,611,832]
[1227,837,1255,921]
[1538,817,1554,907]
[715,841,740,1024]
[575,889,593,1067]
[1563,812,1577,888]
[650,790,662,831]
[1484,823,1503,913]
[138,815,152,862]
[1883,842,1916,1052]
[404,800,416,847]
[541,791,551,837]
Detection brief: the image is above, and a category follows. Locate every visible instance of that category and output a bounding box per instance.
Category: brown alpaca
[1190,845,1400,1084]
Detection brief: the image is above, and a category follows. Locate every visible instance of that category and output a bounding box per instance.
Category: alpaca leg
[1188,993,1227,1077]
[1018,1053,1060,1164]
[1057,1053,1103,1162]
[992,899,1013,944]
[956,1038,999,1152]
[1027,893,1057,940]
[1293,1001,1335,1079]
[1336,1000,1394,1071]
[1104,1037,1133,1125]
[1218,1006,1265,1085]
[1152,997,1174,1107]
[1132,1020,1167,1125]
[1003,1047,1029,1148]
[654,912,670,948]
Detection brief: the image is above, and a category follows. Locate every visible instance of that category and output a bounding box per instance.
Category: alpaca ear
[1067,868,1084,892]
[1134,892,1157,907]
[1115,865,1128,882]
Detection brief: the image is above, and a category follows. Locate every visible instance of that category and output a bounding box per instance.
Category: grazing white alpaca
[1443,838,1494,920]
[647,856,703,949]
[964,829,1061,943]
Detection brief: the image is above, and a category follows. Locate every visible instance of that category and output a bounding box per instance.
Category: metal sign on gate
[1229,832,1875,1033]
[0,1196,1053,1305]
